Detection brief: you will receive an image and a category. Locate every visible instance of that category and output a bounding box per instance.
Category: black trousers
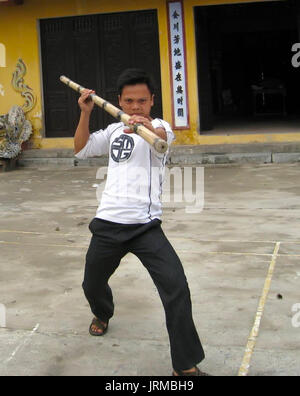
[82,217,205,371]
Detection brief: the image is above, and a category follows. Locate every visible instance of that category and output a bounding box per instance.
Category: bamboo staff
[60,75,168,154]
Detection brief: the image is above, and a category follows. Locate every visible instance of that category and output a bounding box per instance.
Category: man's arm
[74,89,95,154]
[152,127,167,142]
[125,115,167,142]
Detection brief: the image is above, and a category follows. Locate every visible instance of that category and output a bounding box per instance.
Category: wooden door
[40,10,162,138]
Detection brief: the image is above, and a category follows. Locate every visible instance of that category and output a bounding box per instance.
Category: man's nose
[131,101,140,110]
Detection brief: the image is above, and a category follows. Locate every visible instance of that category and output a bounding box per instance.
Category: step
[17,142,300,167]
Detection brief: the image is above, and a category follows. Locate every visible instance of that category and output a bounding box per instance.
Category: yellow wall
[1,0,300,149]
[0,0,173,147]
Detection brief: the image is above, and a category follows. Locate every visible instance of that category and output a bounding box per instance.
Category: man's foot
[173,366,211,376]
[89,317,108,336]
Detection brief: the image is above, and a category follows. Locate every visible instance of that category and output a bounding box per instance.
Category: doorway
[40,10,162,138]
[194,0,300,133]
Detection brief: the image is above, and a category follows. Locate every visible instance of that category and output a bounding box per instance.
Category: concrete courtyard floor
[0,162,299,376]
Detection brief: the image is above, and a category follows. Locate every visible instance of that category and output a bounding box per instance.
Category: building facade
[1,0,300,150]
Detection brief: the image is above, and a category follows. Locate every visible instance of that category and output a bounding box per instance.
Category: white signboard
[168,1,189,129]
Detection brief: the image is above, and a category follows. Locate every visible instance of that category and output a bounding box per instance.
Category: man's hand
[74,89,95,154]
[124,115,154,133]
[124,115,167,141]
[78,89,95,114]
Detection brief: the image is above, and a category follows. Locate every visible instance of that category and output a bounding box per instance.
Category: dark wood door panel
[40,10,162,137]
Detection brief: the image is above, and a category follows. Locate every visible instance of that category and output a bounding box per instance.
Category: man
[74,69,208,376]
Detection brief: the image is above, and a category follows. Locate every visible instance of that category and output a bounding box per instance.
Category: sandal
[89,317,108,336]
[173,367,211,376]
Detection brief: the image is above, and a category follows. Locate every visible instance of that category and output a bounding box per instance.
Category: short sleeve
[75,128,110,159]
[151,118,175,146]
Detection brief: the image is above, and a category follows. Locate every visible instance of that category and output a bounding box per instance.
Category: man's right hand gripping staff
[74,89,95,154]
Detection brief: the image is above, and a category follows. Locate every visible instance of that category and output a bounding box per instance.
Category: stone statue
[0,105,32,158]
[0,58,35,160]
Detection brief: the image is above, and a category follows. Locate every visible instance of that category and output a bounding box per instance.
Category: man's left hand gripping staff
[124,114,167,141]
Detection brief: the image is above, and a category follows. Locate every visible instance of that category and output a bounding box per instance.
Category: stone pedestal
[0,158,18,172]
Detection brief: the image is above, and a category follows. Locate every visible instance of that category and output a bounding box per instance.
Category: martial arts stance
[74,69,208,376]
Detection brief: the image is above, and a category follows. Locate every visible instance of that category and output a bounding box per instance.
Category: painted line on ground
[0,230,43,235]
[3,323,40,365]
[238,242,281,377]
[0,229,89,238]
[0,240,87,249]
[1,229,300,245]
[0,240,298,258]
[181,250,273,257]
[171,237,300,245]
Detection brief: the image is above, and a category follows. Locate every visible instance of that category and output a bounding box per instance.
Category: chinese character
[175,72,182,82]
[177,96,183,105]
[176,86,183,94]
[177,108,184,117]
[175,61,182,70]
[173,35,180,45]
[174,48,182,57]
[172,10,180,19]
[173,22,179,32]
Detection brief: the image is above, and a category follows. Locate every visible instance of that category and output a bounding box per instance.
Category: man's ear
[151,94,155,106]
[118,95,121,106]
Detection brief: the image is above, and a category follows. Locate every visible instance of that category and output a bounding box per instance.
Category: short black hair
[117,68,156,96]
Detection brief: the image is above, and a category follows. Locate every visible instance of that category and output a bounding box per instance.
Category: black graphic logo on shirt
[111,134,135,162]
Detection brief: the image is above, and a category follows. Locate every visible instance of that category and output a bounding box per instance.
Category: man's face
[118,83,154,118]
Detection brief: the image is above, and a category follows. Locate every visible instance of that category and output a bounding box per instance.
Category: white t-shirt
[75,118,175,224]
